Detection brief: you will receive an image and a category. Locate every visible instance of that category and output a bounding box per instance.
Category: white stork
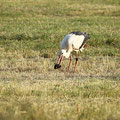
[54,31,90,73]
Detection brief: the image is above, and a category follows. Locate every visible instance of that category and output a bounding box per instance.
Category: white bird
[54,31,90,73]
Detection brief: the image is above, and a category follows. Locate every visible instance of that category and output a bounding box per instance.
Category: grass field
[0,0,120,120]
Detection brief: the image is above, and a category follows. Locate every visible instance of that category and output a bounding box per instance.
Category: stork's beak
[58,55,63,65]
[54,55,63,69]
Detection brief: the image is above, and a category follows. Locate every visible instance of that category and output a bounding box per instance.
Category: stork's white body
[60,33,85,58]
[54,31,90,73]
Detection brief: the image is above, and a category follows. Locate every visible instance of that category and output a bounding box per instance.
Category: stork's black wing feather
[70,31,90,40]
[70,31,83,35]
[83,33,90,40]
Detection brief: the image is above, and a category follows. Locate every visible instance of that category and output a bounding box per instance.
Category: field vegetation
[0,0,120,120]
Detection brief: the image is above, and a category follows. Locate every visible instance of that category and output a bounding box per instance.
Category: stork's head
[59,49,70,58]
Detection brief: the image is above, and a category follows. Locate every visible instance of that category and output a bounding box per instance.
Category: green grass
[0,0,120,56]
[0,0,120,120]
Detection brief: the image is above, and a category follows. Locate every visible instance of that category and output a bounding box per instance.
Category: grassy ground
[0,0,120,120]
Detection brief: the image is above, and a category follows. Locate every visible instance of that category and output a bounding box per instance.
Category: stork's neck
[64,50,71,58]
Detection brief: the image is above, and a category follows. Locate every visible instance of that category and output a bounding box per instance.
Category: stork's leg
[67,55,73,73]
[74,52,78,73]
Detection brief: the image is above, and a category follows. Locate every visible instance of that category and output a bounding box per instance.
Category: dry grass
[0,50,120,120]
[0,48,120,77]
